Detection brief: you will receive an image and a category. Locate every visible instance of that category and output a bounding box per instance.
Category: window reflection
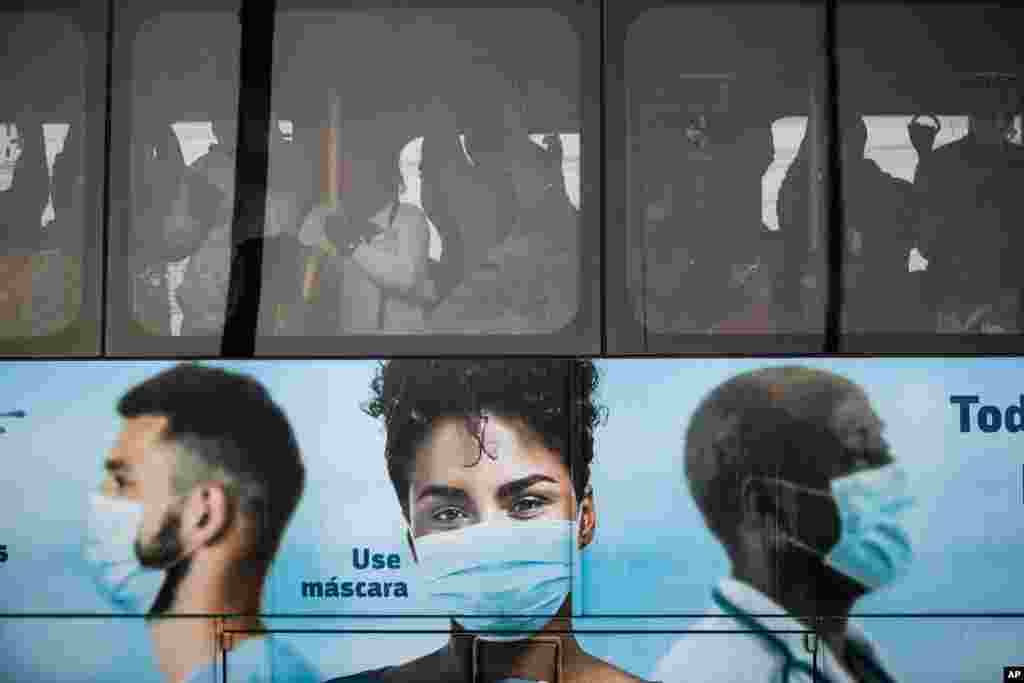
[0,8,88,343]
[836,3,1024,343]
[624,3,826,341]
[119,9,242,342]
[116,6,586,349]
[271,6,584,341]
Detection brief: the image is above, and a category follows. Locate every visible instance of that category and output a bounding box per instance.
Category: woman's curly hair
[363,359,607,517]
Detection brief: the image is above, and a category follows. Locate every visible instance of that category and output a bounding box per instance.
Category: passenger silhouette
[420,101,469,303]
[777,113,922,334]
[638,111,773,333]
[913,76,1024,332]
[0,117,49,253]
[0,117,49,332]
[48,124,84,252]
[836,113,922,333]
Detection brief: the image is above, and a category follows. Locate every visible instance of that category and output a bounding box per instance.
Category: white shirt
[653,578,896,683]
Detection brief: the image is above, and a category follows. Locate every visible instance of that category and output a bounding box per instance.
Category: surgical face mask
[413,505,583,641]
[83,493,167,613]
[758,464,915,591]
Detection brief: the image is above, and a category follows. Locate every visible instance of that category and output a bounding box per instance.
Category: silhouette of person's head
[965,76,1019,147]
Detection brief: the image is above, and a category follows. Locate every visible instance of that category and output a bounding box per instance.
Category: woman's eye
[432,507,465,523]
[511,496,547,516]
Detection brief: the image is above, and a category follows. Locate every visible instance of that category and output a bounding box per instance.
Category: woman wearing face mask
[299,132,434,333]
[326,359,655,683]
[655,366,912,683]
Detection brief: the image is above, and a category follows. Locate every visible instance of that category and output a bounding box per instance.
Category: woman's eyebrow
[496,474,559,500]
[414,484,468,504]
[104,458,130,475]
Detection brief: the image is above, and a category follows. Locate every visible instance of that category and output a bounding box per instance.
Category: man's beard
[135,504,190,616]
[137,505,185,568]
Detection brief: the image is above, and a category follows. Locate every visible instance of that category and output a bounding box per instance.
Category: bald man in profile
[655,366,911,683]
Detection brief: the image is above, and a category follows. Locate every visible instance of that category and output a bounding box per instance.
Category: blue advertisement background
[1,359,1022,680]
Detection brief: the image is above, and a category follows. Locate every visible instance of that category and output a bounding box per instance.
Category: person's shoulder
[394,202,430,230]
[263,635,322,681]
[579,655,654,683]
[322,669,389,683]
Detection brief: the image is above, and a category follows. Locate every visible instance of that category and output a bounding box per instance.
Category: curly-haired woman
[326,359,654,683]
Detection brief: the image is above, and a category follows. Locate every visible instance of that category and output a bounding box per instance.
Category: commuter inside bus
[0,117,49,254]
[429,89,579,333]
[298,127,434,333]
[176,115,308,336]
[777,112,922,334]
[836,112,922,334]
[914,75,1024,333]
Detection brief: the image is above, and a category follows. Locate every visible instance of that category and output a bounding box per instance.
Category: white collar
[714,578,891,683]
[714,577,816,671]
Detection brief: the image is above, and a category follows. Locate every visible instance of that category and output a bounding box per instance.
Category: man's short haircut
[684,366,863,547]
[363,359,606,517]
[117,362,305,565]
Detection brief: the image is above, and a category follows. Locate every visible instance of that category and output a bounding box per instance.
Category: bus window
[263,3,590,354]
[622,3,827,348]
[107,6,243,351]
[836,3,1024,350]
[0,8,92,347]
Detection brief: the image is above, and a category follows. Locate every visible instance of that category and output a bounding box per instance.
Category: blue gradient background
[1,359,1022,681]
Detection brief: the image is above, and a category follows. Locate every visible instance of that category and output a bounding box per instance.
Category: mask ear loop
[741,476,829,559]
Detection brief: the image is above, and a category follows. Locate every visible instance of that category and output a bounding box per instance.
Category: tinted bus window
[255,1,596,355]
[608,1,830,353]
[836,2,1024,351]
[105,1,244,355]
[0,8,102,353]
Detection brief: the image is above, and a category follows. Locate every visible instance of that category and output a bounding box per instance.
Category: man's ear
[741,479,780,532]
[577,490,596,551]
[181,483,231,552]
[740,478,799,549]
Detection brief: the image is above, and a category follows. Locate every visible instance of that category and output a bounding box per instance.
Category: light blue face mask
[413,513,579,641]
[761,464,915,590]
[83,492,167,613]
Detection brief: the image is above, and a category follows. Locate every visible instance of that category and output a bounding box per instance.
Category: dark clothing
[328,667,663,683]
[913,134,1024,313]
[0,118,49,253]
[777,144,924,332]
[419,133,467,301]
[428,187,578,333]
[840,156,922,332]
